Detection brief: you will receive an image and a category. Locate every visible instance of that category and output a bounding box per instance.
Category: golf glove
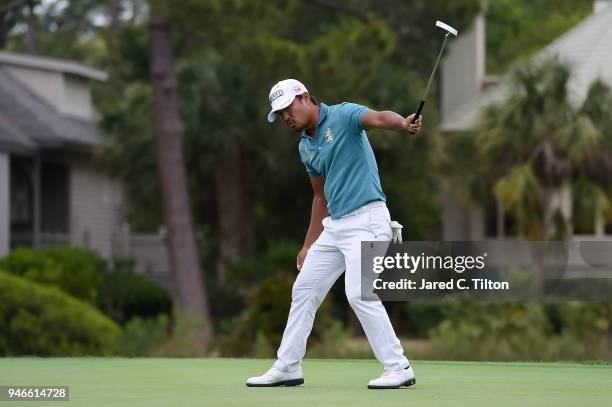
[390,220,403,244]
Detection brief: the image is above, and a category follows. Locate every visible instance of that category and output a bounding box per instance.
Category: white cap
[267,79,308,123]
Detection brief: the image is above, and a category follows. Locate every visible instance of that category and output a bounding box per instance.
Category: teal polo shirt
[298,102,386,219]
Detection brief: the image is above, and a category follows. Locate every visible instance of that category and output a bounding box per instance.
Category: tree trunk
[214,148,255,284]
[542,180,572,240]
[149,20,212,345]
[108,0,121,47]
[0,17,6,49]
[542,186,555,239]
[26,0,36,53]
[559,180,573,239]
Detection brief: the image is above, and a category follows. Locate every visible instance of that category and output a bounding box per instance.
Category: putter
[409,20,458,134]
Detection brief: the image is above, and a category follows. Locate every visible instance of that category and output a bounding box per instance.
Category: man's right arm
[297,176,328,271]
[362,110,423,133]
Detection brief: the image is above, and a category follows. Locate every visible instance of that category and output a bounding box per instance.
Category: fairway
[1,358,611,407]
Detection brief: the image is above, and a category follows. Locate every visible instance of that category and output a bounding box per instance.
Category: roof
[441,4,612,132]
[0,51,108,81]
[0,110,37,153]
[0,66,100,153]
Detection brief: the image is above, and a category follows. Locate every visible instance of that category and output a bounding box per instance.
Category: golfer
[246,79,422,389]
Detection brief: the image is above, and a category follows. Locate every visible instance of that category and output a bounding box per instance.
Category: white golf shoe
[367,365,416,389]
[246,366,304,387]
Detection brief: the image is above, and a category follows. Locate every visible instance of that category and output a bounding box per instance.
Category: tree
[0,0,29,49]
[485,0,593,74]
[5,0,482,333]
[575,80,612,234]
[473,59,612,239]
[149,17,212,344]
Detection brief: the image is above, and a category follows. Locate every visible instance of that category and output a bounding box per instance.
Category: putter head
[436,20,458,37]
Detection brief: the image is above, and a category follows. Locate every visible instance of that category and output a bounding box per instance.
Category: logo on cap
[270,89,284,102]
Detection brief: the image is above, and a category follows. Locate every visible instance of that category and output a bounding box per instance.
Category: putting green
[1,358,610,407]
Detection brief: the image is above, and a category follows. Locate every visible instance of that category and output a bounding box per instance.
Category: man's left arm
[362,110,423,133]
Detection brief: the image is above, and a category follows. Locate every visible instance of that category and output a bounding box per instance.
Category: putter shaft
[422,33,450,102]
[409,32,451,131]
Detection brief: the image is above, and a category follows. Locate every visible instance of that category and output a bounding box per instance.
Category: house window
[41,161,69,234]
[10,158,32,224]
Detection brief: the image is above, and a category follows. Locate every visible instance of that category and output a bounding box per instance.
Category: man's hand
[297,246,310,271]
[404,114,423,134]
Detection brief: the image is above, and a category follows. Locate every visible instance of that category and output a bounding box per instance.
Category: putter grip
[409,100,425,134]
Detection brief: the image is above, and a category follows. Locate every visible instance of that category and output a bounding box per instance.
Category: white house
[439,1,612,240]
[0,51,127,260]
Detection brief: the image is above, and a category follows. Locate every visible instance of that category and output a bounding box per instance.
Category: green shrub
[0,247,103,303]
[307,320,356,358]
[119,315,169,356]
[215,240,357,356]
[150,310,211,357]
[429,302,553,361]
[215,270,338,357]
[0,271,121,356]
[227,240,302,283]
[427,301,612,361]
[558,302,612,337]
[97,270,173,325]
[555,302,612,359]
[214,271,295,356]
[403,302,445,338]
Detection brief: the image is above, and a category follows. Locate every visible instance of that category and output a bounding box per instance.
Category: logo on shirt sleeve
[305,148,316,162]
[324,128,334,144]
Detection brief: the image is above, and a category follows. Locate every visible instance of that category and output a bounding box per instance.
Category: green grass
[1,358,611,407]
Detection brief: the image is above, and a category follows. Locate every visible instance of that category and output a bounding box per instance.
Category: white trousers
[274,201,410,372]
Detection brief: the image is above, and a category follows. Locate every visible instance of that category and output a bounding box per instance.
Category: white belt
[339,201,386,219]
[338,201,403,243]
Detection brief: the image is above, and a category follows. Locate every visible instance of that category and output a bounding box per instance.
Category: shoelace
[382,369,392,376]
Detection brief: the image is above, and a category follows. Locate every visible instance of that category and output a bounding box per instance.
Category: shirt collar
[301,103,328,140]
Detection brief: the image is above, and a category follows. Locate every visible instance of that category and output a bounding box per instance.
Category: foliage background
[1,0,610,360]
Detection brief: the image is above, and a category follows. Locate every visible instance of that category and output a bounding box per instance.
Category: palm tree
[474,59,612,240]
[575,80,612,235]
